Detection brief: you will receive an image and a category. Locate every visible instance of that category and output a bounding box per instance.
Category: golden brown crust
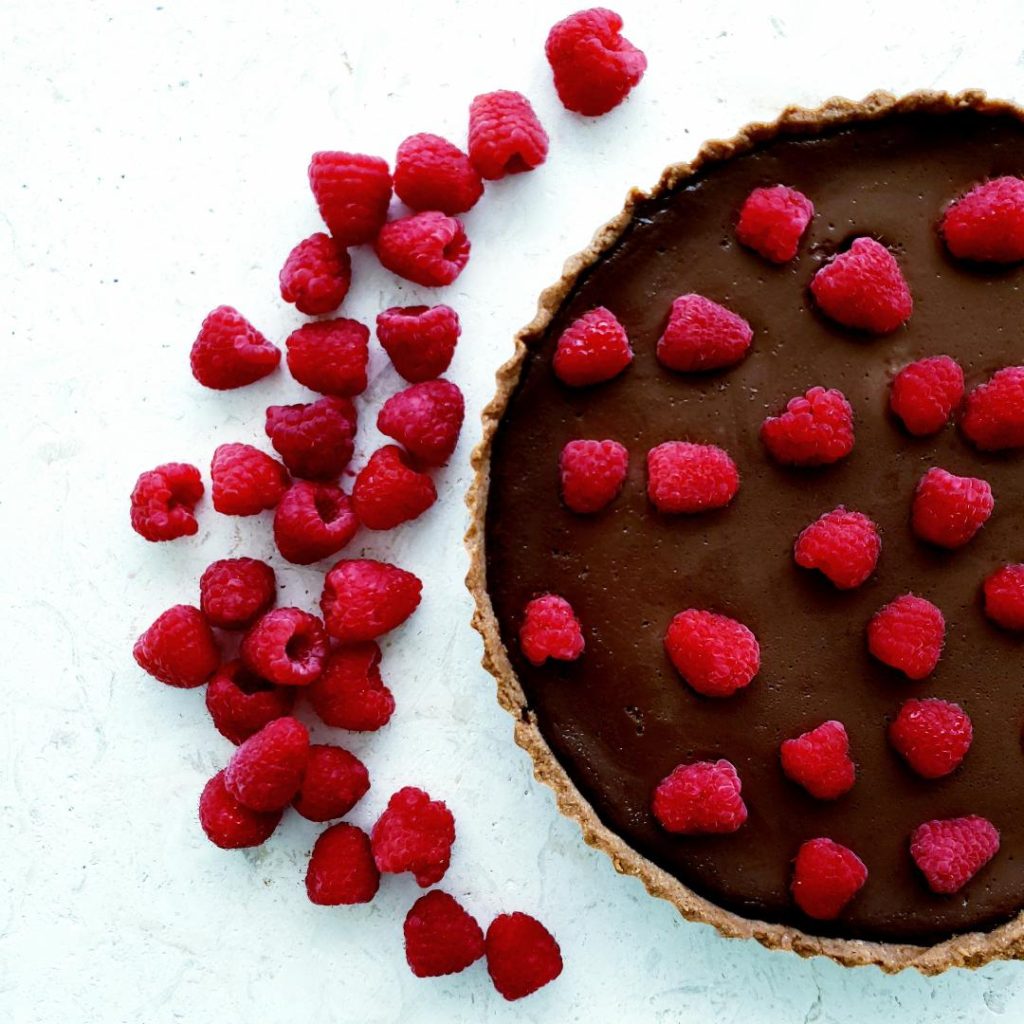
[465,89,1024,974]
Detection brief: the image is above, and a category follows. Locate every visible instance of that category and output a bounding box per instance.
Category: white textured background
[4,1,1024,1021]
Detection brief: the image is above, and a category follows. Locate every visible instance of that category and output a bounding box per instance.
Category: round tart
[467,90,1024,973]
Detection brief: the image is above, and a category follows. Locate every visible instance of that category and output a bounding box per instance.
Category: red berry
[652,759,747,834]
[352,445,437,530]
[761,386,854,466]
[780,720,856,799]
[793,507,880,590]
[320,559,423,643]
[274,481,359,565]
[468,90,549,180]
[646,441,739,514]
[223,716,309,813]
[394,133,483,215]
[306,823,380,905]
[519,594,585,666]
[279,232,351,316]
[210,443,289,516]
[205,660,295,746]
[664,608,759,698]
[984,564,1024,631]
[377,380,465,468]
[134,605,219,689]
[308,151,392,246]
[376,305,460,383]
[656,293,753,373]
[552,306,633,386]
[910,816,999,894]
[404,890,485,978]
[199,557,276,630]
[292,744,370,822]
[961,365,1024,451]
[867,593,945,680]
[911,467,994,549]
[736,185,814,263]
[890,355,964,436]
[791,838,867,920]
[240,607,329,686]
[265,396,357,480]
[190,305,280,391]
[485,913,563,1001]
[130,462,203,542]
[308,643,395,731]
[372,787,456,887]
[285,318,370,397]
[941,176,1024,263]
[199,770,282,849]
[559,439,629,513]
[889,698,972,779]
[376,212,470,288]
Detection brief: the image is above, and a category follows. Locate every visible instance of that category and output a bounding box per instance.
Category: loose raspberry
[205,660,296,746]
[394,133,483,215]
[306,823,380,905]
[279,232,351,316]
[292,744,370,822]
[810,237,913,333]
[552,307,633,387]
[377,380,465,467]
[736,185,815,263]
[646,441,739,514]
[198,770,282,849]
[404,890,485,978]
[376,212,470,288]
[761,386,854,466]
[285,318,370,397]
[133,605,219,689]
[791,838,867,920]
[867,593,945,680]
[559,439,629,513]
[910,816,1000,894]
[941,176,1024,263]
[468,90,549,180]
[130,462,204,542]
[519,594,585,666]
[651,759,747,834]
[664,609,759,698]
[223,716,309,813]
[485,913,563,1001]
[372,787,456,887]
[240,607,329,687]
[890,355,965,436]
[961,365,1024,451]
[656,294,753,373]
[308,151,392,246]
[911,467,994,549]
[376,305,460,383]
[210,443,289,516]
[199,557,276,630]
[321,559,423,642]
[265,396,357,480]
[983,564,1024,631]
[889,698,973,779]
[780,721,856,800]
[190,305,280,390]
[308,643,395,731]
[274,481,359,565]
[352,445,437,530]
[793,507,880,590]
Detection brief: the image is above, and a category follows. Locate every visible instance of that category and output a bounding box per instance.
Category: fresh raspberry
[941,176,1024,263]
[240,607,329,687]
[265,396,357,480]
[889,698,973,779]
[285,318,370,397]
[736,185,815,263]
[911,467,994,549]
[320,559,423,642]
[292,744,370,822]
[761,386,854,466]
[308,643,395,731]
[559,439,629,514]
[651,759,747,834]
[199,557,276,630]
[646,441,739,514]
[130,462,204,542]
[306,823,380,905]
[394,133,483,215]
[190,305,280,390]
[352,446,437,530]
[372,786,456,887]
[133,605,219,689]
[910,816,1000,894]
[791,838,867,920]
[890,355,965,436]
[545,8,647,117]
[519,594,585,667]
[210,443,290,516]
[223,716,309,812]
[983,564,1024,631]
[376,212,470,288]
[552,307,633,387]
[376,305,460,383]
[664,609,759,697]
[404,890,485,978]
[279,232,351,316]
[377,380,465,467]
[780,721,856,799]
[961,365,1024,451]
[793,507,881,590]
[656,294,753,373]
[867,593,945,680]
[485,913,563,1001]
[468,90,549,180]
[810,237,913,333]
[198,770,282,849]
[308,151,392,246]
[274,481,359,565]
[205,660,296,746]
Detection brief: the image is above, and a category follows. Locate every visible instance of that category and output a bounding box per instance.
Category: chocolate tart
[467,90,1024,973]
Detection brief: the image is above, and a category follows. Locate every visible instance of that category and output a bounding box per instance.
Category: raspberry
[559,439,629,513]
[130,462,203,542]
[810,237,913,333]
[205,660,296,746]
[133,605,219,689]
[285,318,370,397]
[468,90,549,180]
[352,445,437,530]
[376,212,470,287]
[889,698,973,779]
[240,607,329,687]
[656,294,753,373]
[761,386,854,466]
[292,744,370,822]
[780,721,856,799]
[372,787,456,887]
[308,643,395,731]
[377,380,465,467]
[890,355,965,436]
[545,8,647,117]
[519,594,585,666]
[646,441,739,514]
[308,151,392,246]
[910,816,1000,894]
[983,564,1024,631]
[306,823,380,905]
[736,185,815,263]
[274,481,359,565]
[791,838,867,920]
[198,770,282,849]
[911,467,994,549]
[265,396,357,480]
[793,507,881,590]
[376,304,460,383]
[210,443,289,516]
[552,307,633,386]
[223,716,309,813]
[664,609,760,698]
[485,913,563,1001]
[394,133,484,215]
[199,557,276,630]
[961,365,1024,451]
[651,759,747,834]
[320,559,423,642]
[190,305,280,390]
[404,890,485,978]
[867,593,945,680]
[279,232,351,316]
[941,176,1024,263]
